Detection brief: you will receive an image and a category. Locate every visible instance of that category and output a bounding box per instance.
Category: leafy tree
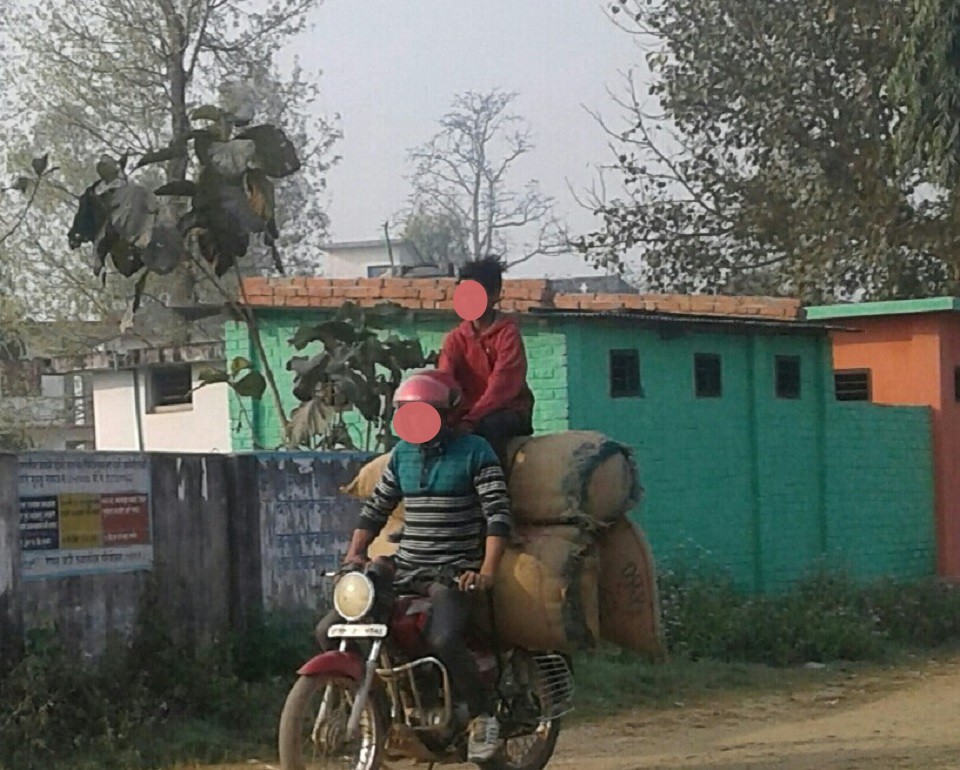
[1,0,339,318]
[888,0,960,186]
[62,100,307,428]
[284,303,437,451]
[406,89,567,269]
[576,0,960,302]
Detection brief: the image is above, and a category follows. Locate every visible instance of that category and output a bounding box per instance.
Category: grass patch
[657,566,960,666]
[569,651,836,720]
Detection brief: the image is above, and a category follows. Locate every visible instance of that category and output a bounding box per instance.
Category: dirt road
[192,654,960,770]
[548,655,960,770]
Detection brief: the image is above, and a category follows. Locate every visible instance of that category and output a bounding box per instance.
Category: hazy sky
[280,1,645,277]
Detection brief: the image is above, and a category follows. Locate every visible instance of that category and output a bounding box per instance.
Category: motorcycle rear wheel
[278,674,385,770]
[479,719,561,770]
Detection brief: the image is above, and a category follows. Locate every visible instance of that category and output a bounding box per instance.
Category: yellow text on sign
[58,493,102,549]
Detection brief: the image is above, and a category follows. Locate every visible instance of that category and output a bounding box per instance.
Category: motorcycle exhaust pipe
[346,640,382,740]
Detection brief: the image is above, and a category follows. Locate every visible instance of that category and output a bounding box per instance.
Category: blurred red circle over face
[393,401,442,444]
[453,280,488,321]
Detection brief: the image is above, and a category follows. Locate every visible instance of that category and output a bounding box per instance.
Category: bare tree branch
[403,89,567,269]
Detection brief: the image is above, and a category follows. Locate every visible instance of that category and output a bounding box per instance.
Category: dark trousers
[315,581,490,716]
[473,409,533,466]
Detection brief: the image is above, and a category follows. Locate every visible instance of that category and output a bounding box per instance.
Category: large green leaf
[219,180,266,233]
[67,182,106,249]
[288,352,331,402]
[134,143,187,169]
[198,367,231,384]
[110,183,158,247]
[191,105,224,122]
[389,338,428,370]
[142,223,183,274]
[31,155,49,176]
[368,302,406,324]
[234,370,267,399]
[231,356,252,375]
[208,139,256,178]
[289,320,361,350]
[192,129,215,165]
[96,155,120,183]
[285,399,331,448]
[237,125,301,178]
[154,180,198,197]
[109,237,143,278]
[335,302,364,325]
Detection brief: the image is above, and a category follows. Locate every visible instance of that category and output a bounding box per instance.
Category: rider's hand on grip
[458,570,493,592]
[340,554,368,572]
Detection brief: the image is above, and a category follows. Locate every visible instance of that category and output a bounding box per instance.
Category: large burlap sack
[597,517,664,660]
[367,520,598,654]
[475,525,599,653]
[341,431,642,527]
[508,432,641,525]
[341,452,392,502]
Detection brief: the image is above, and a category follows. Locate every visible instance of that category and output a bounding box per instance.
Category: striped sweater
[357,433,512,574]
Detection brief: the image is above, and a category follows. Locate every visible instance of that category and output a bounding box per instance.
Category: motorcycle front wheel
[278,674,385,770]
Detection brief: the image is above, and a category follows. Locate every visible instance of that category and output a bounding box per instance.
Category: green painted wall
[227,311,936,592]
[563,319,936,591]
[824,405,936,581]
[225,312,568,451]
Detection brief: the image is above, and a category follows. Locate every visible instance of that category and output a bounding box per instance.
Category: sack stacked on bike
[341,431,663,659]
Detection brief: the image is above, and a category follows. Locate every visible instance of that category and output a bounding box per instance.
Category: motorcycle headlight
[333,572,375,621]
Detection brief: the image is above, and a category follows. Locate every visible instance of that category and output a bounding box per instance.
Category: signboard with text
[18,453,153,580]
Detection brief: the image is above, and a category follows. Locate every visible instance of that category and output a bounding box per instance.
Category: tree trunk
[159,0,197,308]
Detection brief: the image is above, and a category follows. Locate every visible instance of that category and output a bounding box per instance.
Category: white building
[321,239,451,279]
[50,341,232,453]
[0,371,95,450]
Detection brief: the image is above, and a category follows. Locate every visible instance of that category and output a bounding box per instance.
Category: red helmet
[393,369,462,411]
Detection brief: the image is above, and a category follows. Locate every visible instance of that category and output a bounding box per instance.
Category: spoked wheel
[479,719,561,770]
[278,675,385,770]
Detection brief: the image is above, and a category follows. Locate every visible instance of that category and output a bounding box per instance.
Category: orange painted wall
[829,313,960,578]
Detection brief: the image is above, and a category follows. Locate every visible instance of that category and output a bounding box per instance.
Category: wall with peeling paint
[255,452,370,613]
[6,450,372,660]
[0,453,23,663]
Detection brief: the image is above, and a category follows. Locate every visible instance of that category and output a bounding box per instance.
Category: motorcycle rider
[439,257,535,466]
[316,369,511,763]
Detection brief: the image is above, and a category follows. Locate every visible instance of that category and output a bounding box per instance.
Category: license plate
[328,624,387,639]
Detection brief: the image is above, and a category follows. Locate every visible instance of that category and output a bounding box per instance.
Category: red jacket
[438,315,534,426]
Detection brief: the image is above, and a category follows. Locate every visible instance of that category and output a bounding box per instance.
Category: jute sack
[596,517,664,660]
[341,431,641,527]
[473,525,600,653]
[367,520,599,654]
[341,452,392,502]
[507,432,641,525]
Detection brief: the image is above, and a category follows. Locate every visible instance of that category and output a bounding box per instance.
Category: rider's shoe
[467,713,500,763]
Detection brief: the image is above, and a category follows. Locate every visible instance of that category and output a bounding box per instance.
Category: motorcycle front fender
[297,650,364,681]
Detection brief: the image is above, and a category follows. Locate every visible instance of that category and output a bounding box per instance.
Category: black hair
[459,257,504,295]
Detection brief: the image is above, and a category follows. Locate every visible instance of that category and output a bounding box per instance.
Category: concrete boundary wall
[0,440,938,660]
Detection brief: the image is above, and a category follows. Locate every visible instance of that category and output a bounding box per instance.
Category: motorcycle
[278,558,573,770]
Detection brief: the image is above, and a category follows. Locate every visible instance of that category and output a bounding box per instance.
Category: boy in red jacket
[438,258,535,464]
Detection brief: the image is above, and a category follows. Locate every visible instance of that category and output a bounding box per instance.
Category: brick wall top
[240,277,803,321]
